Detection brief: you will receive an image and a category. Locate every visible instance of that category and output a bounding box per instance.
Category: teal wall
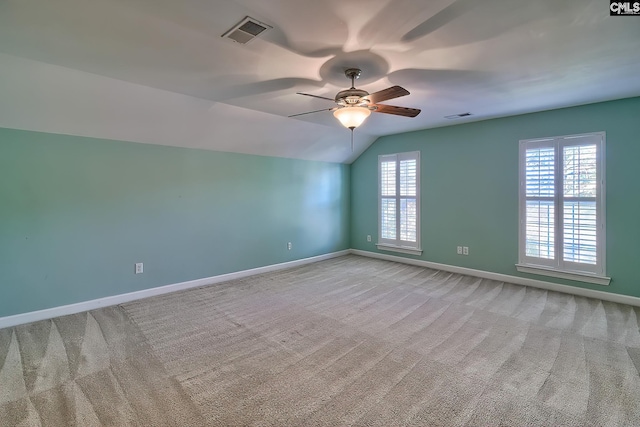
[0,128,350,317]
[351,96,640,298]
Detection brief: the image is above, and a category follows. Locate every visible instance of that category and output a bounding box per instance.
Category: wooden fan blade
[369,86,410,104]
[296,92,335,102]
[373,104,421,117]
[288,107,336,118]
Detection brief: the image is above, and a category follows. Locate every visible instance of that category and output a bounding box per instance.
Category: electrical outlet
[457,246,463,255]
[287,242,292,250]
[367,235,372,242]
[463,246,469,256]
[135,263,144,274]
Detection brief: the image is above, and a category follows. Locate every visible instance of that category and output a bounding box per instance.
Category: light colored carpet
[0,305,205,426]
[2,254,640,426]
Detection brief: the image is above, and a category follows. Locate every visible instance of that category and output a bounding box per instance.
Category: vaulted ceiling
[1,0,639,163]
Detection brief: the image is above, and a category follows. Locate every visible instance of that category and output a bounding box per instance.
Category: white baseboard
[350,249,640,308]
[0,250,350,329]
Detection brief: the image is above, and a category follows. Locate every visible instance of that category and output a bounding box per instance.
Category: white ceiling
[0,0,639,163]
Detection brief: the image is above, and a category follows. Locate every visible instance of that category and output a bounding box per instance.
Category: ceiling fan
[289,68,421,138]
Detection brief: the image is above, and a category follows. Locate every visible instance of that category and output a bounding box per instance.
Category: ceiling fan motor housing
[335,88,371,107]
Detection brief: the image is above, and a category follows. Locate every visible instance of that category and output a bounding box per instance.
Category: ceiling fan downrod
[344,68,361,89]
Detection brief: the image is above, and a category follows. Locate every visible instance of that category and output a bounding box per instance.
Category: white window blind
[378,151,421,252]
[518,133,606,281]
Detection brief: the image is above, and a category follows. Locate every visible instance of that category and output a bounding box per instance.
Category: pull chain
[351,129,354,152]
[349,127,355,152]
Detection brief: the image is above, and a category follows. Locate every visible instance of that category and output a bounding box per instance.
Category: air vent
[222,16,272,45]
[444,112,473,119]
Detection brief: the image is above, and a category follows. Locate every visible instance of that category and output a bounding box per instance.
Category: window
[378,151,421,255]
[517,132,609,285]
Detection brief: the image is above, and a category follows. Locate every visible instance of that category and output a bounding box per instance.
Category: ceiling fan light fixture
[333,106,371,129]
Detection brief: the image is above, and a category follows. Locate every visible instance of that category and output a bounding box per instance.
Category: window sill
[515,264,611,286]
[376,244,422,256]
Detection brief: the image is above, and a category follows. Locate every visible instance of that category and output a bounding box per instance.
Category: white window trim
[376,244,423,256]
[518,132,608,285]
[515,264,610,286]
[378,151,421,254]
